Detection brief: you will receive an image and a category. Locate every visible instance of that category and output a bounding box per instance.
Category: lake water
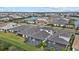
[24,16,48,21]
[75,18,79,28]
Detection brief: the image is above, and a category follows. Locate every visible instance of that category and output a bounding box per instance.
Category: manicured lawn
[0,32,39,51]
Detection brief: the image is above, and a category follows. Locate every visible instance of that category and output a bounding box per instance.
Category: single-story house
[0,22,20,32]
[35,17,48,25]
[48,17,70,27]
[9,25,72,50]
[0,22,7,31]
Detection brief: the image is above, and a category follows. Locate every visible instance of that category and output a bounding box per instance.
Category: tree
[38,40,47,50]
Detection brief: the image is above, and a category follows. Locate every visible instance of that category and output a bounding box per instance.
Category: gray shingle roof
[47,33,68,45]
[59,31,72,38]
[30,31,50,40]
[49,17,69,25]
[10,25,72,45]
[54,38,68,45]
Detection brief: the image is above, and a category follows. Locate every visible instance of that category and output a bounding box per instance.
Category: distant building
[0,22,20,32]
[48,17,70,26]
[0,22,7,31]
[0,17,10,21]
[35,17,48,25]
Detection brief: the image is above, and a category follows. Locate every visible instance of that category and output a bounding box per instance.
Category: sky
[0,7,79,12]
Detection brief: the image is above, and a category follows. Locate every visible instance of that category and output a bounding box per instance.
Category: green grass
[0,32,39,51]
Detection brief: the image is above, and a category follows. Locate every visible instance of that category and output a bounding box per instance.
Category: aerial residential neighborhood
[0,7,79,51]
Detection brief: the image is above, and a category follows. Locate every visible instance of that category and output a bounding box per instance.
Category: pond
[24,16,49,21]
[75,18,79,28]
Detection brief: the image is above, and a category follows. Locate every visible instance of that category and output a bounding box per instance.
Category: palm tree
[38,40,47,50]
